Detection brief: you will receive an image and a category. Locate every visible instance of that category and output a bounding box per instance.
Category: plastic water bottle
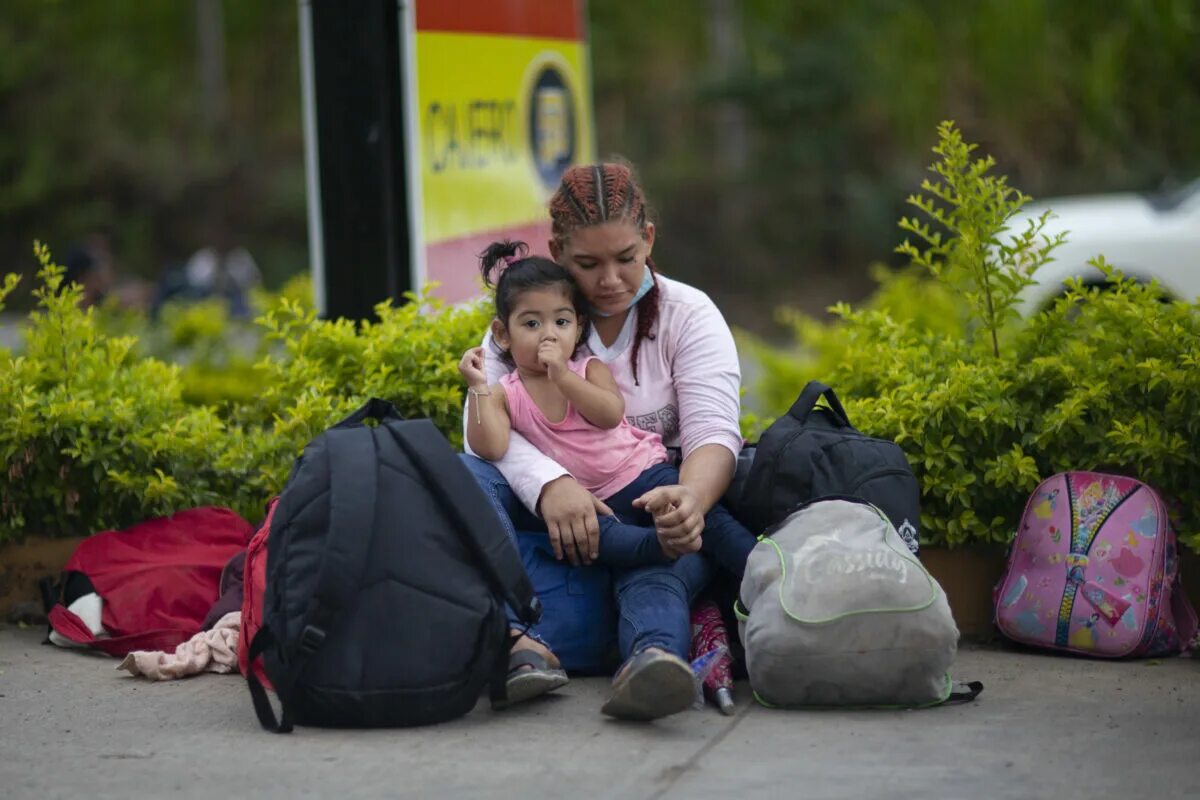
[689,645,731,712]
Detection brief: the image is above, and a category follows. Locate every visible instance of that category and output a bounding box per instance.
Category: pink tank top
[500,357,669,500]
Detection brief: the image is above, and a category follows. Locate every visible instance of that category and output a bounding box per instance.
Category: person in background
[154,224,260,316]
[61,233,115,308]
[181,237,261,319]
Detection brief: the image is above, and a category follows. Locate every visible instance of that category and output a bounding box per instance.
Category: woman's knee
[460,453,522,543]
[460,452,504,484]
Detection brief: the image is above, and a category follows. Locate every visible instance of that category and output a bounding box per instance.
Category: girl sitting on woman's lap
[460,241,753,574]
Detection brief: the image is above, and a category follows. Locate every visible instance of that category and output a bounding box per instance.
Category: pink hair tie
[502,254,518,266]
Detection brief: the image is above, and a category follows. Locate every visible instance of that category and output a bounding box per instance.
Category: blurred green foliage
[3,2,1198,324]
[0,1,304,287]
[592,0,1200,320]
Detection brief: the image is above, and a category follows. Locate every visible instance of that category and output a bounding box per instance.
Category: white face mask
[590,265,654,317]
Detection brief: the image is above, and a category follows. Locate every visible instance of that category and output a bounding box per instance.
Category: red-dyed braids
[549,162,659,385]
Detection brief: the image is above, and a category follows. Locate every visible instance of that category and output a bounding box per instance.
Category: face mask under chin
[591,265,654,318]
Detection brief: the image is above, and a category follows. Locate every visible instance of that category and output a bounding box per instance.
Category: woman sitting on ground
[460,162,756,721]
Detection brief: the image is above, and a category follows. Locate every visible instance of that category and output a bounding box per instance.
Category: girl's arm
[461,333,575,514]
[551,358,625,429]
[464,382,511,461]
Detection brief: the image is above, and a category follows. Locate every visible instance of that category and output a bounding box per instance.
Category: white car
[1011,177,1200,313]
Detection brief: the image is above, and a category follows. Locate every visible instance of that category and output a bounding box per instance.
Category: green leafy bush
[0,244,260,538]
[230,290,491,498]
[746,122,1200,550]
[0,245,490,543]
[738,263,964,434]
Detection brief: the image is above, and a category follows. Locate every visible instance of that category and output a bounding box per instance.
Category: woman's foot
[494,634,569,709]
[600,648,696,721]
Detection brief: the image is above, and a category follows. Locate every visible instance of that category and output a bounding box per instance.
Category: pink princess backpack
[995,472,1197,657]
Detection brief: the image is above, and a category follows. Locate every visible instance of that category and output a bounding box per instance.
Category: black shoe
[600,649,695,721]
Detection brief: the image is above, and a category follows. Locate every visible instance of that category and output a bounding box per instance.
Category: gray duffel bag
[736,497,978,707]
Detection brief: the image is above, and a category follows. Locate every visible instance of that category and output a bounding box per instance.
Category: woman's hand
[633,485,704,556]
[538,475,614,566]
[459,346,487,387]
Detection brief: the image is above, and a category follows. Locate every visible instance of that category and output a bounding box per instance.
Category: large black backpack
[739,381,922,553]
[246,399,540,732]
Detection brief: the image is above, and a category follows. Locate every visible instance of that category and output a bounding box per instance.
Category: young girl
[460,240,752,573]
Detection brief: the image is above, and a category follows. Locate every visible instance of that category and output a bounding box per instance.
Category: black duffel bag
[738,381,921,553]
[246,398,540,732]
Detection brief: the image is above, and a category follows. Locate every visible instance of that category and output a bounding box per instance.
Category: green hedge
[743,123,1200,551]
[4,122,1197,551]
[0,244,489,542]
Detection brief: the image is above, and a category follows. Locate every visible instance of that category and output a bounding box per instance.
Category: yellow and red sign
[411,0,595,302]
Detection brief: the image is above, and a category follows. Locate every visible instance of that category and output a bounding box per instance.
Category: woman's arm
[670,295,743,503]
[678,443,736,514]
[634,288,743,547]
[464,382,511,461]
[633,445,734,555]
[551,358,624,429]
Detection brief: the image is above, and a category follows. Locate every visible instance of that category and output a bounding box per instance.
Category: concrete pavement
[1,626,1196,799]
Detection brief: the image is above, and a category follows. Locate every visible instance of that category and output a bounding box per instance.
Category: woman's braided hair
[548,163,659,385]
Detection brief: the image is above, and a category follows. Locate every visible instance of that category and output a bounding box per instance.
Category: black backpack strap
[332,397,403,429]
[299,422,380,655]
[249,422,381,734]
[788,380,853,428]
[943,680,984,705]
[246,627,294,732]
[386,419,541,626]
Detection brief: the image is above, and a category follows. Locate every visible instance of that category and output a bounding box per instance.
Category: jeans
[601,462,757,578]
[460,455,717,672]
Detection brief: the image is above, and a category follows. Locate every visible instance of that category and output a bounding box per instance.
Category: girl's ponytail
[479,240,528,288]
[478,240,590,367]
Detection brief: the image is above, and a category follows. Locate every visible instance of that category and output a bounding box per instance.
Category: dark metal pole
[300,0,412,320]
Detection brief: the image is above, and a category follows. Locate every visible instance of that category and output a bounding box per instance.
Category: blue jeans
[460,455,716,672]
[602,462,757,578]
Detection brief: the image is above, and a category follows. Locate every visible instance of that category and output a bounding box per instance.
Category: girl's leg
[608,462,758,579]
[458,454,539,548]
[593,514,670,567]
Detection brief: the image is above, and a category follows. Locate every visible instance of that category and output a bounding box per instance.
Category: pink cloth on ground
[690,600,734,696]
[117,612,240,681]
[500,356,669,500]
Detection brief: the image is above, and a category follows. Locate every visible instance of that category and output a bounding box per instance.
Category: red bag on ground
[46,506,254,657]
[238,498,277,687]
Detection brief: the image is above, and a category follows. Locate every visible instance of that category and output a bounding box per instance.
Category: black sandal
[493,649,569,709]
